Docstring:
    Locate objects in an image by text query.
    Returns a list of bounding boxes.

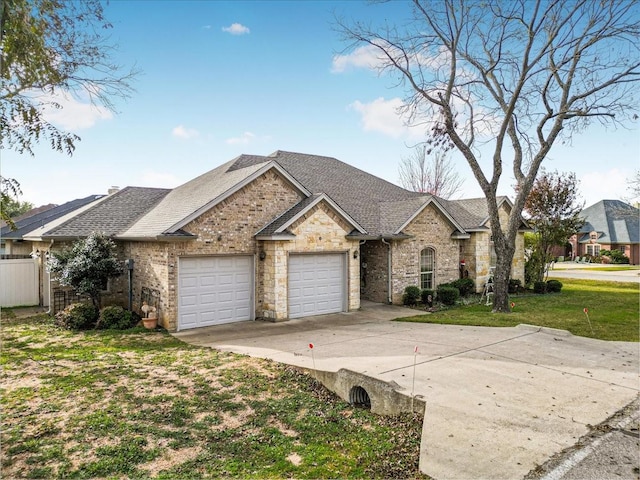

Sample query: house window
[420,247,435,290]
[586,244,600,256]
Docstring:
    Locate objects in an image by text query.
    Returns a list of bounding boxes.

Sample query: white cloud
[171,125,200,140]
[331,45,385,73]
[580,168,631,206]
[222,23,250,35]
[226,131,256,145]
[39,90,112,130]
[202,25,212,30]
[349,97,423,139]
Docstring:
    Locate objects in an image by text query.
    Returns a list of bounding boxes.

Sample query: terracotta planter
[142,317,158,329]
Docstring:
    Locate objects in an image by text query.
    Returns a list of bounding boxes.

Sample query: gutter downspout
[46,239,54,314]
[381,238,392,304]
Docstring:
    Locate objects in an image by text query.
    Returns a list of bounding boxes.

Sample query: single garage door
[178,256,253,330]
[288,253,345,319]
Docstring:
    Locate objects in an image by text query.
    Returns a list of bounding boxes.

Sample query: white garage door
[178,256,253,330]
[288,254,345,319]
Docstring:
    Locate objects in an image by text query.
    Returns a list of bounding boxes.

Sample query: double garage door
[178,253,346,330]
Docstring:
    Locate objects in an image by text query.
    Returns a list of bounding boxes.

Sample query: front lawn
[398,279,639,342]
[1,316,425,479]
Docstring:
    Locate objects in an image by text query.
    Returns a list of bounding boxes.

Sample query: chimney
[108,186,120,195]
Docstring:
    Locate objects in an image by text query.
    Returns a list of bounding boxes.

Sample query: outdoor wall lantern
[353,250,359,259]
[259,251,266,261]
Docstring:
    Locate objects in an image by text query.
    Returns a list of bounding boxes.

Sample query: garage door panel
[289,254,345,319]
[178,256,253,330]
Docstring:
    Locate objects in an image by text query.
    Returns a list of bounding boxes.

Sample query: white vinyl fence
[0,258,39,307]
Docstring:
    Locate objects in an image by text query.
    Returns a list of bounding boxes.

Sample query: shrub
[546,279,563,293]
[97,306,139,330]
[508,279,522,294]
[55,303,98,330]
[450,278,475,297]
[601,249,630,264]
[533,281,547,294]
[421,289,435,306]
[437,285,460,305]
[402,285,422,306]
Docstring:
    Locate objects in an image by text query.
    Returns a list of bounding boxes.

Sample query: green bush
[97,306,139,330]
[54,303,98,330]
[601,249,630,264]
[546,279,563,293]
[437,285,460,305]
[421,289,435,306]
[533,281,547,294]
[402,285,421,306]
[450,278,475,297]
[508,279,522,294]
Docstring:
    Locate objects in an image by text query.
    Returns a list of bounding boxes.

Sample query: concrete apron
[173,304,640,480]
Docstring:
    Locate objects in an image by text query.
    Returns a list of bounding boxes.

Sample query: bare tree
[399,146,464,198]
[337,0,640,312]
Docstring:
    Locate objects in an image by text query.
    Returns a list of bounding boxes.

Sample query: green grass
[572,266,640,271]
[397,279,639,342]
[1,316,426,479]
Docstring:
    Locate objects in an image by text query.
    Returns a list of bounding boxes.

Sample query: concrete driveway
[174,303,639,480]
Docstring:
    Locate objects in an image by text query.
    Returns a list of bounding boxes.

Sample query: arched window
[420,247,435,290]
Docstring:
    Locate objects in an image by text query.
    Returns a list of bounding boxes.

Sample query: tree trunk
[492,241,515,313]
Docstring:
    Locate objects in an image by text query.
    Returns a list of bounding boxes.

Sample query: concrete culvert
[349,386,371,409]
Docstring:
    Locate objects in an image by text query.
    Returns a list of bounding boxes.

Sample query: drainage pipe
[381,238,392,304]
[45,239,54,314]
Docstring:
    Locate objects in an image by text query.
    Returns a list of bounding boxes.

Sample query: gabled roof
[1,195,105,239]
[44,187,170,239]
[270,151,419,235]
[119,157,310,239]
[577,200,639,244]
[255,193,367,239]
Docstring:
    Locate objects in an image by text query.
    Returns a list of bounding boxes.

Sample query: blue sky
[3,1,639,209]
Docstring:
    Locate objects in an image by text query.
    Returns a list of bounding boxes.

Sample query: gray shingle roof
[255,194,322,236]
[578,200,639,244]
[119,158,281,238]
[46,187,170,238]
[110,150,523,241]
[1,195,105,239]
[270,150,420,235]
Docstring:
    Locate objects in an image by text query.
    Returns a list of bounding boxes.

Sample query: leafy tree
[2,195,33,219]
[337,0,640,312]
[48,232,123,309]
[524,170,584,284]
[1,0,137,156]
[0,176,23,229]
[398,145,463,198]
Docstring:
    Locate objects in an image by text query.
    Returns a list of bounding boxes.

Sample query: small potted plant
[141,302,158,329]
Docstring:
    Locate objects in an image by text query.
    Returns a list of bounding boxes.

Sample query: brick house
[23,151,527,330]
[568,200,639,264]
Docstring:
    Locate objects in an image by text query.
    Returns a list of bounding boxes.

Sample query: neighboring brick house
[20,151,527,330]
[568,200,639,264]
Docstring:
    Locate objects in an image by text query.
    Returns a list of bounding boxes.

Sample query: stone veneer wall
[471,202,526,292]
[389,203,460,304]
[360,241,389,303]
[260,202,360,320]
[124,170,303,330]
